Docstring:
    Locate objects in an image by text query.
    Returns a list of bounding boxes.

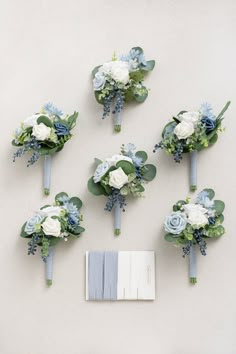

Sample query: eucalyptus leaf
[213,200,225,215]
[116,160,135,175]
[135,151,148,163]
[142,60,155,71]
[94,158,102,166]
[92,65,101,77]
[70,226,85,236]
[88,177,106,196]
[165,233,178,242]
[69,197,83,209]
[55,192,69,204]
[142,164,156,181]
[134,88,148,103]
[37,115,53,127]
[20,222,31,238]
[202,188,215,200]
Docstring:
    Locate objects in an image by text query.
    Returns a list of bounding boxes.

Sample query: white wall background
[0,0,236,353]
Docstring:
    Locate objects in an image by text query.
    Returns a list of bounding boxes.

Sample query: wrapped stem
[114,201,121,236]
[114,111,122,132]
[190,151,197,192]
[43,155,52,195]
[45,247,53,286]
[189,244,197,284]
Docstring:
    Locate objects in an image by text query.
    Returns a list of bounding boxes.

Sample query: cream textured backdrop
[0,0,236,353]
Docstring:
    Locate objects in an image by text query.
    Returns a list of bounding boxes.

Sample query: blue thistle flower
[54,123,70,136]
[43,102,63,117]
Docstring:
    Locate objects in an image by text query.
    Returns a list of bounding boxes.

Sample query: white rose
[32,123,51,141]
[179,111,201,126]
[105,154,132,166]
[39,206,63,217]
[174,121,194,139]
[100,61,130,84]
[183,204,208,215]
[42,217,61,237]
[109,167,129,189]
[187,210,208,228]
[23,114,43,128]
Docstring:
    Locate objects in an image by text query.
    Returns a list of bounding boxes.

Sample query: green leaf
[173,200,187,211]
[116,160,135,175]
[216,214,224,224]
[12,139,20,146]
[129,71,145,82]
[162,121,177,138]
[124,88,135,102]
[215,101,231,120]
[87,177,106,196]
[134,88,148,103]
[101,182,112,195]
[142,164,156,181]
[92,65,101,77]
[70,225,85,236]
[208,133,218,145]
[213,200,225,215]
[37,115,53,127]
[135,184,145,193]
[131,46,144,54]
[94,158,102,166]
[69,197,83,210]
[94,91,104,104]
[135,151,148,163]
[49,237,61,246]
[55,192,68,204]
[67,112,78,129]
[202,188,215,200]
[120,186,129,196]
[20,222,31,238]
[165,233,178,242]
[206,225,225,238]
[142,60,155,71]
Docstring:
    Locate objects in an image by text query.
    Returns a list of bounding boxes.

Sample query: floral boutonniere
[12,103,78,195]
[20,192,85,286]
[88,144,156,235]
[164,189,225,284]
[154,102,230,191]
[92,47,155,132]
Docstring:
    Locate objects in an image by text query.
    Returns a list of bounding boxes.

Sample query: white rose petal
[183,204,208,215]
[187,210,208,228]
[105,154,132,166]
[39,206,63,217]
[42,217,61,237]
[179,111,201,126]
[174,121,194,139]
[99,61,130,84]
[109,167,129,190]
[32,123,51,141]
[23,114,43,128]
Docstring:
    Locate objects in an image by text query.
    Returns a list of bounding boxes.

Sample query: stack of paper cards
[86,251,155,301]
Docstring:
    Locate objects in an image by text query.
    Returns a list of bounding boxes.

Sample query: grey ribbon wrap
[45,247,54,285]
[114,201,121,231]
[190,151,197,190]
[88,251,118,301]
[114,111,122,126]
[43,155,52,193]
[189,244,197,279]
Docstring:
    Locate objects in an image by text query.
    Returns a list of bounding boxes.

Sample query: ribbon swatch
[86,251,155,301]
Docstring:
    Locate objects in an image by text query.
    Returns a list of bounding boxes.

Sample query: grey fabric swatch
[88,251,104,300]
[103,251,118,300]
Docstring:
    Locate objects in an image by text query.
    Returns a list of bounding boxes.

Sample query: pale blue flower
[200,102,215,120]
[93,72,106,91]
[93,162,110,183]
[164,212,187,235]
[25,214,43,235]
[64,202,79,218]
[122,144,143,167]
[196,191,214,208]
[43,102,63,117]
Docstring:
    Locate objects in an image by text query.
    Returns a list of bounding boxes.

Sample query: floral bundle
[154,101,230,191]
[92,47,155,132]
[164,189,225,284]
[88,144,156,235]
[12,103,78,195]
[20,192,84,285]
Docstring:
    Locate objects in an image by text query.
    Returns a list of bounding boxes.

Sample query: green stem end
[190,277,197,284]
[44,188,50,196]
[114,125,121,132]
[46,279,52,286]
[190,185,197,192]
[114,229,121,236]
